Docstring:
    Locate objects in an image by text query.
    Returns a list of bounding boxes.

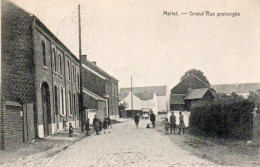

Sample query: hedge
[189,100,254,139]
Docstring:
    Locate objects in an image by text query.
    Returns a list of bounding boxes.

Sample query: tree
[214,92,244,104]
[118,101,129,118]
[181,69,210,85]
[119,101,129,111]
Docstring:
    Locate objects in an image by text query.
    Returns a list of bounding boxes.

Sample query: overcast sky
[8,0,260,89]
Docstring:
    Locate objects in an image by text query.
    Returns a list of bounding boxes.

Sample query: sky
[5,0,260,89]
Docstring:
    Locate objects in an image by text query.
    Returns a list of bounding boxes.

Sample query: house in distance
[170,74,216,111]
[119,86,170,116]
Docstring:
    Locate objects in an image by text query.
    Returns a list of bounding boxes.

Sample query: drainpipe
[31,16,39,139]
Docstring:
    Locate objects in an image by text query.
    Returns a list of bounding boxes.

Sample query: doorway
[41,82,51,137]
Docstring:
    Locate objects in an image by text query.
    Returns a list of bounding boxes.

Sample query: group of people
[164,111,185,135]
[134,110,156,129]
[85,115,112,136]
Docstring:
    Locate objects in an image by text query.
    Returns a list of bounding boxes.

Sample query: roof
[212,83,260,94]
[83,88,106,102]
[120,85,167,97]
[119,93,128,101]
[170,94,185,105]
[185,88,215,100]
[171,74,211,95]
[135,93,154,100]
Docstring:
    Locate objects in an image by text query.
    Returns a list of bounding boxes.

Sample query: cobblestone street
[47,119,227,167]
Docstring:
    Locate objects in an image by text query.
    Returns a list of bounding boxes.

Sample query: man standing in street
[134,113,139,129]
[150,110,156,128]
[170,112,176,134]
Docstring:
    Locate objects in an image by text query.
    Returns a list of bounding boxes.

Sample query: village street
[46,119,227,167]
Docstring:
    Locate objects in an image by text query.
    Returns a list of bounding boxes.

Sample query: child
[164,118,169,135]
[107,116,112,129]
[146,124,150,128]
[103,118,108,134]
[69,122,73,137]
[85,118,90,136]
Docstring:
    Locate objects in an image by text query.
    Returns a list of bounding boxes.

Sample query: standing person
[103,118,108,134]
[170,112,176,134]
[93,115,99,135]
[107,116,112,129]
[150,110,156,128]
[164,118,169,134]
[85,118,90,136]
[98,119,103,132]
[134,113,139,129]
[178,111,185,134]
[69,122,73,137]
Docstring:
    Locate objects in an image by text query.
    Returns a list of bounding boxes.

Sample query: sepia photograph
[0,0,259,166]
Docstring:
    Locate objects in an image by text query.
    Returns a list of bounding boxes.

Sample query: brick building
[1,0,119,149]
[81,55,119,123]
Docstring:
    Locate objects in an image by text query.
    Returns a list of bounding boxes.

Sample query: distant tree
[248,89,260,104]
[119,101,129,111]
[214,92,244,104]
[181,69,210,85]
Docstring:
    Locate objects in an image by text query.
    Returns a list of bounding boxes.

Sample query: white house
[119,85,169,115]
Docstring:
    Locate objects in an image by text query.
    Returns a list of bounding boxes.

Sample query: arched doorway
[41,82,51,137]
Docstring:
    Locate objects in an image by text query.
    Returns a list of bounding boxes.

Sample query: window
[72,65,75,83]
[42,41,46,66]
[73,93,76,114]
[60,87,64,115]
[54,86,58,115]
[74,93,77,113]
[59,54,62,75]
[67,60,71,81]
[53,49,57,72]
[68,90,72,115]
[77,73,80,90]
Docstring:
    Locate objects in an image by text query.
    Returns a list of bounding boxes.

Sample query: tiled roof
[135,93,154,100]
[83,88,106,101]
[120,85,167,97]
[170,94,185,105]
[184,88,209,100]
[171,74,211,95]
[212,83,260,94]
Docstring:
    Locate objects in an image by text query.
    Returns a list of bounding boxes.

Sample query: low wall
[1,101,24,150]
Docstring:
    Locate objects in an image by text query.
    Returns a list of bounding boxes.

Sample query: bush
[189,100,254,140]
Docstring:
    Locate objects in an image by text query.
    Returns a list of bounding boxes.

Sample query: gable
[171,75,210,95]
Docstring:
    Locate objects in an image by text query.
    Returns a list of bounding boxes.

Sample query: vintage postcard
[0,0,259,166]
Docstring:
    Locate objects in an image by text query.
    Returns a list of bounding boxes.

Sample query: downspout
[31,16,39,139]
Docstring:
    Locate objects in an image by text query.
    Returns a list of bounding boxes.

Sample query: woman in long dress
[178,111,185,134]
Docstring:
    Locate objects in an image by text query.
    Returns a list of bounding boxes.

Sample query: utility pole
[78,4,84,132]
[131,75,133,116]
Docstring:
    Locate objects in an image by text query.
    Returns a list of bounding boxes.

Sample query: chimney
[81,54,87,63]
[92,61,97,65]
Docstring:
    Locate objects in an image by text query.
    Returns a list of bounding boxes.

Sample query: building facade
[1,0,119,149]
[81,55,119,123]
